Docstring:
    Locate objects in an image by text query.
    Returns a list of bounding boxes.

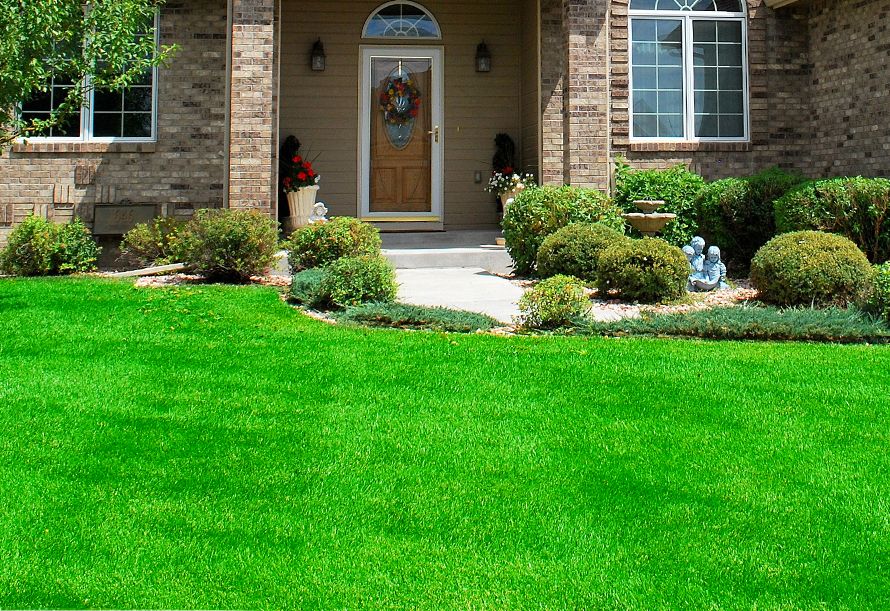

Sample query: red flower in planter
[297,172,308,181]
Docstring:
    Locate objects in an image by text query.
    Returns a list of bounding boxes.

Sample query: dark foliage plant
[289,267,329,308]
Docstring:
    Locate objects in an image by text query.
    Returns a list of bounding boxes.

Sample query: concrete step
[382,246,513,274]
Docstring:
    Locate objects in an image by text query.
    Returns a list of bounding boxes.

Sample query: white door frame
[359,45,444,221]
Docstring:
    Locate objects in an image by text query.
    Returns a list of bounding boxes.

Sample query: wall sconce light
[311,39,326,72]
[475,41,491,73]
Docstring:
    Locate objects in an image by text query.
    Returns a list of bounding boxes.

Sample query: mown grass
[1,277,889,609]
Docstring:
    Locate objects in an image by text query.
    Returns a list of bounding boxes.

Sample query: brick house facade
[0,0,887,243]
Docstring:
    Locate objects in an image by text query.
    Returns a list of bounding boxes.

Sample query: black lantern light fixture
[310,38,326,72]
[475,41,491,73]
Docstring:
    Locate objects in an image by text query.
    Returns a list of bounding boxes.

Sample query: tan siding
[279,0,523,228]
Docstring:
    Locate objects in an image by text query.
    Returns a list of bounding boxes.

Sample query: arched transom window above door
[629,0,748,141]
[363,2,441,39]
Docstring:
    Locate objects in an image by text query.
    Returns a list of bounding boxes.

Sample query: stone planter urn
[500,184,527,212]
[285,185,319,233]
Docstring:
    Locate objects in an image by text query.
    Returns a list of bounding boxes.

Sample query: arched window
[629,0,748,141]
[363,2,441,39]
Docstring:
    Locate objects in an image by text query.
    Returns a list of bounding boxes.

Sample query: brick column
[540,0,567,186]
[227,0,278,214]
[563,0,610,190]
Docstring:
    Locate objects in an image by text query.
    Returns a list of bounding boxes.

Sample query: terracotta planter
[285,185,319,232]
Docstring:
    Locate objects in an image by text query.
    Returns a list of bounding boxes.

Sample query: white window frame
[362,1,442,40]
[628,4,749,143]
[21,11,160,144]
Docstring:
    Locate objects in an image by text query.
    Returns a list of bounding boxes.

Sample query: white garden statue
[309,202,329,224]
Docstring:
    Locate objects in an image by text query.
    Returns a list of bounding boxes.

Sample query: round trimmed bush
[750,231,874,307]
[0,216,100,276]
[596,238,689,303]
[536,223,629,281]
[178,208,280,282]
[121,217,184,266]
[518,274,589,329]
[861,263,890,324]
[287,217,381,272]
[502,185,625,276]
[320,255,397,308]
[694,167,805,272]
[774,177,890,263]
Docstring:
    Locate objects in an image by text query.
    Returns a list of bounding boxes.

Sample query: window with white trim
[629,0,748,141]
[21,13,159,142]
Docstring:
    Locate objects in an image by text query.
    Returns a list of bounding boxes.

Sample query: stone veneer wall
[608,0,813,180]
[0,0,229,245]
[807,0,890,178]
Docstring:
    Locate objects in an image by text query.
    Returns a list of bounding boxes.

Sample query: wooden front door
[361,47,443,221]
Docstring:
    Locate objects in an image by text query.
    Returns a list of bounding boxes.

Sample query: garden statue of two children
[683,236,728,292]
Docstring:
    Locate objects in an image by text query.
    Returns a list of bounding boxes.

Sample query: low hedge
[614,160,705,248]
[695,167,806,272]
[579,305,890,344]
[596,238,689,303]
[774,177,890,263]
[340,303,500,333]
[750,231,873,307]
[502,185,624,276]
[536,223,629,281]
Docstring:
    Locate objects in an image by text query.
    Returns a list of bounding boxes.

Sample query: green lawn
[1,278,889,609]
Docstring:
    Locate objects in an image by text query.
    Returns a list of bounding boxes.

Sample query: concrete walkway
[396,267,524,324]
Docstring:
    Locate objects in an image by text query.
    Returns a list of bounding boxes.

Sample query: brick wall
[0,0,229,245]
[228,0,279,214]
[808,0,890,178]
[609,0,813,181]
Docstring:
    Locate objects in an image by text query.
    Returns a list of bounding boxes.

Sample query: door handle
[427,126,440,143]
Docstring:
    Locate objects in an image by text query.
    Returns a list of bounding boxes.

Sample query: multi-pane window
[629,0,747,141]
[22,15,158,141]
[363,2,441,39]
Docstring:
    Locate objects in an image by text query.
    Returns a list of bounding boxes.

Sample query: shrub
[502,185,625,276]
[341,303,500,333]
[289,267,329,308]
[178,209,280,282]
[613,160,705,247]
[54,218,101,274]
[0,216,99,276]
[536,223,630,281]
[121,217,184,266]
[750,231,873,307]
[861,262,890,324]
[596,238,689,303]
[580,305,890,344]
[320,255,398,308]
[287,217,381,272]
[518,275,590,329]
[774,177,890,263]
[695,167,806,273]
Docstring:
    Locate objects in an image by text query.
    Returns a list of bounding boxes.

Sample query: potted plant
[486,134,535,213]
[281,144,321,232]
